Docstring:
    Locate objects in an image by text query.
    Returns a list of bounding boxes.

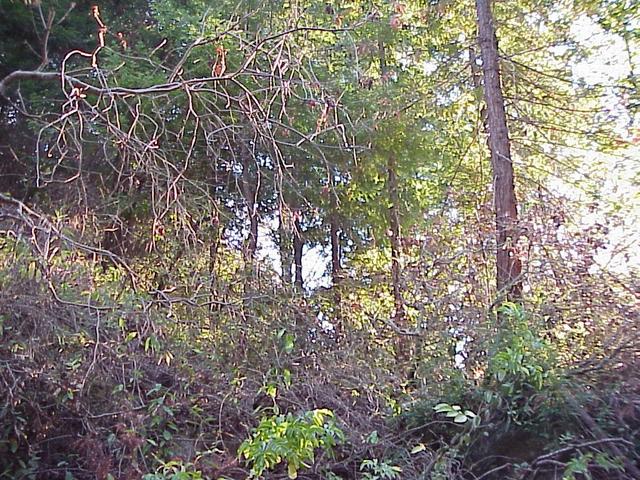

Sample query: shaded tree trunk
[293,214,304,291]
[330,217,341,283]
[208,211,222,317]
[278,205,292,287]
[387,155,404,323]
[241,152,259,268]
[379,38,405,323]
[240,149,259,307]
[329,176,342,284]
[378,39,408,366]
[330,197,344,340]
[475,0,522,299]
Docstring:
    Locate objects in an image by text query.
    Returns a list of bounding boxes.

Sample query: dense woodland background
[0,0,639,479]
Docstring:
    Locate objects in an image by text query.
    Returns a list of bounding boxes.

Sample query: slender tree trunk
[468,46,487,129]
[293,214,304,291]
[209,211,221,316]
[475,0,522,299]
[207,156,224,321]
[241,153,259,267]
[329,214,343,339]
[329,175,342,284]
[329,179,343,339]
[330,217,341,283]
[379,39,405,322]
[240,150,259,306]
[387,155,404,322]
[378,39,408,367]
[279,205,292,287]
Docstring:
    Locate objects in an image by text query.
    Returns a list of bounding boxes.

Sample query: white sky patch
[302,244,332,289]
[423,60,438,76]
[256,222,280,275]
[589,150,640,274]
[548,146,640,275]
[255,216,332,290]
[548,16,640,275]
[570,16,632,85]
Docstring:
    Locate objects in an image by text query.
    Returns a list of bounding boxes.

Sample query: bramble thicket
[0,0,639,479]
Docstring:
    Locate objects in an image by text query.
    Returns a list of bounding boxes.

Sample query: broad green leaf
[453,414,468,423]
[411,443,426,454]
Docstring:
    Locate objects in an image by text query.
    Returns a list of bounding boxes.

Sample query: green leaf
[283,368,292,387]
[410,443,426,454]
[282,333,295,354]
[434,403,451,413]
[594,452,623,472]
[366,430,379,444]
[453,414,468,423]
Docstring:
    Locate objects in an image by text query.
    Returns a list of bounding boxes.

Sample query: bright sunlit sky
[562,16,639,274]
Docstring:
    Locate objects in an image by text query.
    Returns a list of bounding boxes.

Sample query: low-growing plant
[359,458,402,480]
[484,303,557,414]
[433,403,479,426]
[562,452,624,480]
[238,408,344,479]
[141,459,203,480]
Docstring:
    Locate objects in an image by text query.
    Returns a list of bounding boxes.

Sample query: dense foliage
[0,0,638,479]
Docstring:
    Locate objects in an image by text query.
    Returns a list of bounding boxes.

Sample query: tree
[475,0,522,300]
[1,1,639,479]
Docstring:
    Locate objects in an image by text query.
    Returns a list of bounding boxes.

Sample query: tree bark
[241,152,259,268]
[279,205,292,287]
[475,0,522,299]
[387,155,405,322]
[329,177,342,284]
[379,39,405,322]
[330,217,341,283]
[329,180,343,338]
[293,214,304,291]
[208,212,222,316]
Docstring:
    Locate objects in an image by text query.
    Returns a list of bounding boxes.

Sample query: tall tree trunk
[329,175,342,284]
[329,178,343,339]
[209,211,222,317]
[330,217,341,283]
[475,0,522,300]
[208,157,223,321]
[241,153,259,268]
[293,213,304,291]
[379,39,405,323]
[241,149,259,306]
[387,155,404,323]
[279,205,292,288]
[378,40,408,367]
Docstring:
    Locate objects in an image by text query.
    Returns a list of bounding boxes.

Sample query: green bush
[238,408,344,479]
[487,303,557,398]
